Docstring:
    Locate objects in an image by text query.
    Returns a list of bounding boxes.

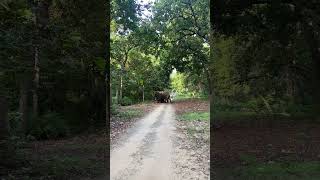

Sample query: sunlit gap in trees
[137,0,155,20]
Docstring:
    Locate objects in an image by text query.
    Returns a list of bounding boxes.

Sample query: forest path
[110,104,177,180]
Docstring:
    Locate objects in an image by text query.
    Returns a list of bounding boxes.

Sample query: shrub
[120,97,133,106]
[8,111,23,136]
[111,103,120,115]
[28,112,68,139]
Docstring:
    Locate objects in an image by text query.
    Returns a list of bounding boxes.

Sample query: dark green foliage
[119,96,134,106]
[8,112,23,136]
[0,0,106,139]
[27,112,68,139]
[210,0,320,121]
[111,103,120,115]
[111,0,210,106]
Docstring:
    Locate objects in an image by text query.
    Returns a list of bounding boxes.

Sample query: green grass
[178,110,316,127]
[212,110,318,127]
[214,111,256,119]
[173,93,208,101]
[179,112,209,121]
[216,161,320,180]
[173,94,193,100]
[114,109,143,120]
[179,112,209,137]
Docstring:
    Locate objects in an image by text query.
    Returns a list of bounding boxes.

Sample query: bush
[8,111,23,136]
[28,112,69,139]
[112,97,118,104]
[286,103,312,114]
[111,103,120,115]
[120,97,133,106]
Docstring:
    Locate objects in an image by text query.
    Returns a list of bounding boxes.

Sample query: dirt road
[110,103,209,180]
[110,104,175,180]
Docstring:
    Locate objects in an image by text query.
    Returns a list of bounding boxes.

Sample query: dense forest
[111,0,319,124]
[0,0,106,138]
[1,0,319,179]
[209,0,320,124]
[110,0,210,107]
[1,0,107,178]
[210,0,320,179]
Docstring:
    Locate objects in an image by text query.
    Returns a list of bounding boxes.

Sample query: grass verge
[179,112,209,121]
[215,161,320,180]
[178,112,209,138]
[113,109,143,120]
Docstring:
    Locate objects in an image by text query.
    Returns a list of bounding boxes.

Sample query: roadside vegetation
[216,161,320,180]
[209,1,320,179]
[1,1,106,179]
[4,131,106,179]
[180,112,209,122]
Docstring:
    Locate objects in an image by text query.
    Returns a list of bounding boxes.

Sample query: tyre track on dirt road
[110,103,209,180]
[110,104,176,180]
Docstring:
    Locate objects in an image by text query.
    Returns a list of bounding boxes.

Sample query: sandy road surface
[110,103,209,180]
[110,104,176,180]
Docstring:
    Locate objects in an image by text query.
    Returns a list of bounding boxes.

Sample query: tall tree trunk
[142,85,145,102]
[208,74,215,126]
[210,0,222,126]
[105,0,111,175]
[301,20,320,119]
[115,87,119,104]
[0,96,13,167]
[19,79,29,134]
[205,68,214,124]
[294,2,320,119]
[110,82,112,105]
[119,64,124,103]
[30,0,51,118]
[285,63,294,100]
[0,96,9,141]
[32,46,39,118]
[119,74,123,103]
[306,31,320,119]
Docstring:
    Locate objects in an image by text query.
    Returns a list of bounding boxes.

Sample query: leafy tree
[0,0,107,138]
[210,0,320,120]
[152,0,210,93]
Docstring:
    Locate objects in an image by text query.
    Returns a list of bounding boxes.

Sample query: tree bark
[119,69,123,103]
[295,4,320,119]
[0,97,9,140]
[0,96,12,167]
[142,85,145,102]
[209,0,216,125]
[32,46,39,118]
[105,0,111,174]
[304,27,320,119]
[30,0,52,118]
[205,67,215,125]
[19,79,29,134]
[115,87,119,104]
[110,82,112,105]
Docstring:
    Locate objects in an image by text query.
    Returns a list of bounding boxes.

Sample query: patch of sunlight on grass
[116,109,143,120]
[180,112,209,121]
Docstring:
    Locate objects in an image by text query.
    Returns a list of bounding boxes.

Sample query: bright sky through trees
[137,0,154,19]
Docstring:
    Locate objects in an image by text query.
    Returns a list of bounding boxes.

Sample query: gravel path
[110,104,209,180]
